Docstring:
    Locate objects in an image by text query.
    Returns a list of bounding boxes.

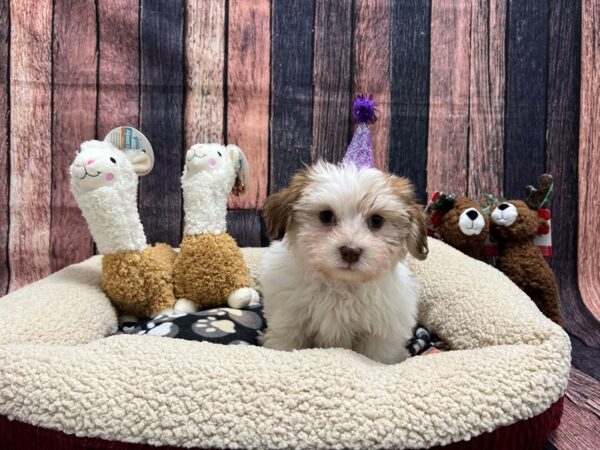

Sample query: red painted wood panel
[468,0,506,197]
[578,0,600,322]
[184,0,225,148]
[97,0,140,136]
[8,0,53,290]
[311,0,353,164]
[0,0,9,295]
[427,0,471,197]
[51,0,97,272]
[353,0,391,171]
[227,0,270,209]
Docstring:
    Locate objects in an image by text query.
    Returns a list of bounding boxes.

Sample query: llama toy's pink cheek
[105,173,114,181]
[208,159,216,167]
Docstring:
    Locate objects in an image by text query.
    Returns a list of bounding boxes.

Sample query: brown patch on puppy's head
[263,169,310,240]
[389,176,429,260]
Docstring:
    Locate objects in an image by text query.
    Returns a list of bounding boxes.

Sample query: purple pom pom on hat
[342,94,376,169]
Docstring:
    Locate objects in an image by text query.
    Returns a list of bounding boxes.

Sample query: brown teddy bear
[490,199,562,325]
[426,192,489,259]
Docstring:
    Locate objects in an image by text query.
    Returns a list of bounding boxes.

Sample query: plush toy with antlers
[489,175,562,325]
[426,192,490,259]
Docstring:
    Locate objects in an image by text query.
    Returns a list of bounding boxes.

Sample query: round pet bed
[0,239,570,449]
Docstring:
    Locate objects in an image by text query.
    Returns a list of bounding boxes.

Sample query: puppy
[260,161,428,364]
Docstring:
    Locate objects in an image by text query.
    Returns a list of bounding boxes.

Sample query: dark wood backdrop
[0,2,598,445]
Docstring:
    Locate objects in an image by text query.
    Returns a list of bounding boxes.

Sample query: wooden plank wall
[1,0,598,358]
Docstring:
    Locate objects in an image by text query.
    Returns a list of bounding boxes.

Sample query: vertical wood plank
[269,0,315,193]
[311,0,353,163]
[8,0,53,290]
[547,0,599,347]
[184,0,225,148]
[504,1,548,199]
[139,0,184,247]
[51,0,96,272]
[227,210,267,248]
[227,0,270,209]
[353,0,391,171]
[468,0,506,197]
[0,0,9,295]
[579,0,600,322]
[97,0,140,137]
[389,0,431,203]
[427,0,471,197]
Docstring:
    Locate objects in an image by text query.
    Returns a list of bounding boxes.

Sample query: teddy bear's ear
[225,145,250,196]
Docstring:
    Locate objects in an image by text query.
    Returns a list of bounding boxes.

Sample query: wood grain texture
[311,0,353,163]
[97,0,140,137]
[0,0,9,295]
[570,334,600,380]
[227,210,267,248]
[8,0,53,290]
[389,0,430,203]
[269,0,315,193]
[549,370,600,449]
[579,0,600,323]
[504,0,548,199]
[468,0,506,197]
[227,0,270,209]
[353,0,390,171]
[184,0,224,148]
[547,0,599,347]
[51,0,96,272]
[139,0,184,247]
[427,1,471,197]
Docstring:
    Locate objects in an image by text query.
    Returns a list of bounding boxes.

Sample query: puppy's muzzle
[339,245,362,264]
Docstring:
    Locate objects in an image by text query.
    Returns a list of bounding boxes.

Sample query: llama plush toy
[70,140,177,318]
[172,143,259,311]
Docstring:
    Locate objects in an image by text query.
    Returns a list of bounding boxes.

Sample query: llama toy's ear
[226,144,250,196]
[127,150,153,176]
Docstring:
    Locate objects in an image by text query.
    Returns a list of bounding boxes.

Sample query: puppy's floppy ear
[263,169,310,240]
[389,175,429,260]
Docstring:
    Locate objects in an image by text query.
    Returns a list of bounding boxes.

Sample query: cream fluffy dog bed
[0,239,570,449]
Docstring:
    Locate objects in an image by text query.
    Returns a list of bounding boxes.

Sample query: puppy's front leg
[260,326,310,351]
[357,334,410,364]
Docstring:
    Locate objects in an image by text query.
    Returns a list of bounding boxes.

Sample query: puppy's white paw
[227,287,258,309]
[174,298,198,314]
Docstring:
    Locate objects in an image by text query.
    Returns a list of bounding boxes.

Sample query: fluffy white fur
[182,143,240,234]
[260,162,427,364]
[70,140,149,254]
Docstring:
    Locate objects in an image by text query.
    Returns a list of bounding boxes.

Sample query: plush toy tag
[104,126,154,176]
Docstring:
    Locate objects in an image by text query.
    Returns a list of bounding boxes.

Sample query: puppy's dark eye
[319,210,335,225]
[368,214,384,229]
[109,157,117,164]
[217,151,222,157]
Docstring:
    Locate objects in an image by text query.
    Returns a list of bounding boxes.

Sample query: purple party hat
[342,94,377,169]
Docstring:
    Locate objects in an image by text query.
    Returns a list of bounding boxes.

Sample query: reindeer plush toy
[489,175,562,325]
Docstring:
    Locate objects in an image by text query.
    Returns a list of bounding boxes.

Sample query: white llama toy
[70,140,177,318]
[172,143,260,311]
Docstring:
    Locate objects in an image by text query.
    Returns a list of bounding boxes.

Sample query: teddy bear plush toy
[426,191,490,259]
[489,175,562,325]
[172,143,260,312]
[70,140,177,318]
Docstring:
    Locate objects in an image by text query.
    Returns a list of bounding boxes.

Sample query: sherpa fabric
[0,238,571,450]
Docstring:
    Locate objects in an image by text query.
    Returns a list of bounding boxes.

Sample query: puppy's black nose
[339,245,362,264]
[498,203,509,211]
[466,210,479,220]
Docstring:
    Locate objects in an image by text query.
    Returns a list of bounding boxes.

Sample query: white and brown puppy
[260,161,428,364]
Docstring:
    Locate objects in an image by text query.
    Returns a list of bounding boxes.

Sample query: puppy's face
[263,162,428,283]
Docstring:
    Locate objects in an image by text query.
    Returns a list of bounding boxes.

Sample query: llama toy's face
[71,146,124,191]
[70,140,152,192]
[185,144,228,174]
